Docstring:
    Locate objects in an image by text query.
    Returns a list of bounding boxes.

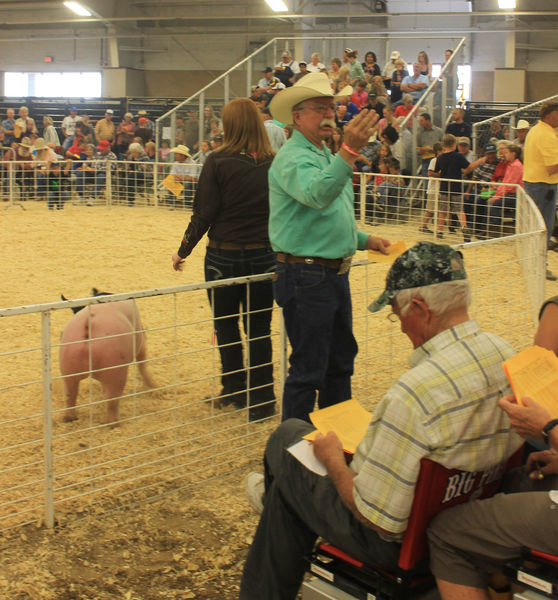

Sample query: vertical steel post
[278,309,288,421]
[198,92,205,148]
[224,74,230,105]
[41,311,55,529]
[106,163,112,207]
[246,59,253,97]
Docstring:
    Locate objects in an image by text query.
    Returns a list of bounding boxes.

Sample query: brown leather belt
[276,252,352,274]
[207,240,269,250]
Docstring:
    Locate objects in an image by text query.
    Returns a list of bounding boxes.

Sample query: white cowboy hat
[19,137,32,148]
[170,144,191,157]
[270,72,353,125]
[32,137,48,151]
[513,119,530,130]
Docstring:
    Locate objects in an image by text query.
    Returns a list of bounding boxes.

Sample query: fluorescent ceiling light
[63,1,92,17]
[265,0,288,12]
[498,0,516,8]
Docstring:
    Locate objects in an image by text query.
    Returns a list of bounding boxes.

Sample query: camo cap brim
[368,242,467,313]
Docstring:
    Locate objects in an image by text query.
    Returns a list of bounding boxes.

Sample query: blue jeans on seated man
[239,419,401,600]
[489,193,516,231]
[272,261,358,422]
[204,246,276,420]
[524,181,557,244]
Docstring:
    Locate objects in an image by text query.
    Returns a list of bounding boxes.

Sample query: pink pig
[59,296,154,423]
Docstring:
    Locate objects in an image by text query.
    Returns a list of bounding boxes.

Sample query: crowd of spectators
[0,103,227,208]
[246,47,542,246]
[0,46,546,245]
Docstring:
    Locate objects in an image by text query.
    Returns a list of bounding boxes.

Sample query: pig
[59,289,155,423]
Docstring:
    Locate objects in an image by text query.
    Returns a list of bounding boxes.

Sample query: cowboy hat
[270,72,353,125]
[19,137,32,148]
[32,137,48,151]
[513,119,530,130]
[170,144,191,157]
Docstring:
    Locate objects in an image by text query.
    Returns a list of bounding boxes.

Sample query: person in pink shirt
[488,144,523,233]
[350,81,369,109]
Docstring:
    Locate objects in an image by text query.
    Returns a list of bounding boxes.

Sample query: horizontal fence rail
[0,172,547,531]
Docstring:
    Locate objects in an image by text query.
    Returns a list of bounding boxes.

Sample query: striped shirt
[351,319,522,539]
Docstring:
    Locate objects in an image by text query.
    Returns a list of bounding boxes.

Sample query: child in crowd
[377,158,406,219]
[433,133,472,242]
[198,140,212,165]
[364,156,389,223]
[159,140,171,162]
[46,160,72,210]
[419,141,443,234]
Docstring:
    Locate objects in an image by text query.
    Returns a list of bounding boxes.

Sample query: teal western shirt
[268,129,369,259]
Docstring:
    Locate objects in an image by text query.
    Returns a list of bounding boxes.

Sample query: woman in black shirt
[172,98,276,422]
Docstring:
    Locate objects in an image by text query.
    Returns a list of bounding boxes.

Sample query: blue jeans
[272,261,358,422]
[204,246,276,418]
[524,181,557,244]
[76,170,106,198]
[489,193,516,229]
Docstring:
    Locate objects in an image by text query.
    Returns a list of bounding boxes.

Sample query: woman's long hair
[215,98,274,160]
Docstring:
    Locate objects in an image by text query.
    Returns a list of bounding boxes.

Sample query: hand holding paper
[368,240,407,264]
[502,346,558,418]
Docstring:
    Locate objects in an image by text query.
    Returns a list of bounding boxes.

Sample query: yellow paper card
[303,399,373,454]
[162,174,184,197]
[368,240,407,264]
[503,346,558,418]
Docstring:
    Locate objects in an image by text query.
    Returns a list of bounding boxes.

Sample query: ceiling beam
[2,10,558,26]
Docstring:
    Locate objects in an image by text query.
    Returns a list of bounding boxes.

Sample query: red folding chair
[306,449,523,599]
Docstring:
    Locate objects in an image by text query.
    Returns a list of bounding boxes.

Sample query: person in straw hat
[32,137,58,201]
[167,144,199,208]
[15,136,35,200]
[265,71,390,424]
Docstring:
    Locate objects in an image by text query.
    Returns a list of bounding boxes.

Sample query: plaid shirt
[473,158,500,183]
[351,319,522,539]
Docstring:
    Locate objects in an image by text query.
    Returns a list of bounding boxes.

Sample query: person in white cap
[511,118,530,148]
[275,49,300,74]
[382,49,408,85]
[265,72,390,424]
[61,107,81,151]
[94,109,115,145]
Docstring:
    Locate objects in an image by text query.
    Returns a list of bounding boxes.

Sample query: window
[431,63,471,102]
[4,72,102,97]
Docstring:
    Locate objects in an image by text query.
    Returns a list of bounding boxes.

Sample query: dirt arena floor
[1,202,557,599]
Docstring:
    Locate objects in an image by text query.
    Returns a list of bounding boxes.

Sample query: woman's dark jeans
[204,245,276,419]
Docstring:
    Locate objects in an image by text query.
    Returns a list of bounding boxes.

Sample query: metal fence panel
[0,173,546,531]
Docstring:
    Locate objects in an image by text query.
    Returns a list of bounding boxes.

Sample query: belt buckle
[337,257,352,275]
[304,258,315,264]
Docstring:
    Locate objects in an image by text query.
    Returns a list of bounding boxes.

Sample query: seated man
[240,241,522,600]
[427,295,558,600]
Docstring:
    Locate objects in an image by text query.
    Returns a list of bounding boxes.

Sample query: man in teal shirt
[268,72,390,422]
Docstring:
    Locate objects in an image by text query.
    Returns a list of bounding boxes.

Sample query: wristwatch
[541,419,558,444]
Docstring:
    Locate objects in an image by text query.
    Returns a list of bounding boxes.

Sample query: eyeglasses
[302,104,336,114]
[387,311,399,323]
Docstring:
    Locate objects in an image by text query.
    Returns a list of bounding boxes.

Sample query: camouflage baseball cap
[368,242,467,312]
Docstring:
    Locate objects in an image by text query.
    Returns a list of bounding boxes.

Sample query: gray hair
[128,142,144,154]
[395,280,471,317]
[124,112,133,119]
[402,93,414,104]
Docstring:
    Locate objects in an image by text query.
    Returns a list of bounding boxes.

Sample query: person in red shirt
[488,144,523,234]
